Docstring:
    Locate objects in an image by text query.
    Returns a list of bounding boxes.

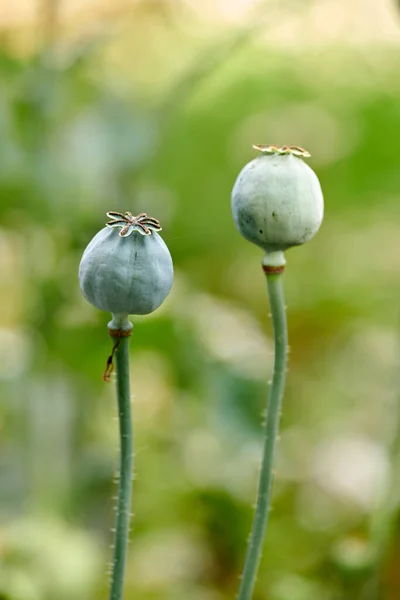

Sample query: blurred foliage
[1,1,400,599]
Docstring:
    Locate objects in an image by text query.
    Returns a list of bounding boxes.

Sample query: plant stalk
[237,271,288,600]
[109,335,133,600]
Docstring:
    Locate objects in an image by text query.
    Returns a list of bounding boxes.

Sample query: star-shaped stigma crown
[252,145,311,158]
[106,212,162,237]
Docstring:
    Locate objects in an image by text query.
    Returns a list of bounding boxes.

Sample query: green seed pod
[79,212,173,321]
[231,145,324,265]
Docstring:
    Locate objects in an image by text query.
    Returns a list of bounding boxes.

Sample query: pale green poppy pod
[231,147,324,254]
[79,212,173,316]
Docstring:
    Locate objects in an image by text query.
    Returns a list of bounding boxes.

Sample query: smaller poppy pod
[79,212,173,316]
[231,146,324,255]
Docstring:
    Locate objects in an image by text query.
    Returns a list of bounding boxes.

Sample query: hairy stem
[109,335,133,600]
[237,272,288,600]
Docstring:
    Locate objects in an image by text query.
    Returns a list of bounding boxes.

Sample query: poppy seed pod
[231,146,324,265]
[79,212,173,321]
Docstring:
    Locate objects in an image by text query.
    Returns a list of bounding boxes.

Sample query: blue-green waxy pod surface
[231,153,324,253]
[79,227,173,315]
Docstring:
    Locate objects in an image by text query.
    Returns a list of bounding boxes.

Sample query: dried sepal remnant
[252,145,311,158]
[106,212,162,237]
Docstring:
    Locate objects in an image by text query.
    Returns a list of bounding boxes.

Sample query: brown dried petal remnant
[262,264,286,274]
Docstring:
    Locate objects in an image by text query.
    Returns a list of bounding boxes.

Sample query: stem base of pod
[262,250,286,270]
[108,313,133,335]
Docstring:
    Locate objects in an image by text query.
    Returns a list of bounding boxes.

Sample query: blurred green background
[1,0,400,599]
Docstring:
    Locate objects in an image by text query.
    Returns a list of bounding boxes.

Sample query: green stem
[109,335,133,600]
[237,272,288,600]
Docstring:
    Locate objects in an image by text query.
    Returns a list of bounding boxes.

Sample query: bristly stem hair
[237,270,288,600]
[109,334,133,600]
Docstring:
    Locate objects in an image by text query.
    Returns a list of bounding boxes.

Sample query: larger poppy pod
[79,212,173,316]
[231,146,324,255]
